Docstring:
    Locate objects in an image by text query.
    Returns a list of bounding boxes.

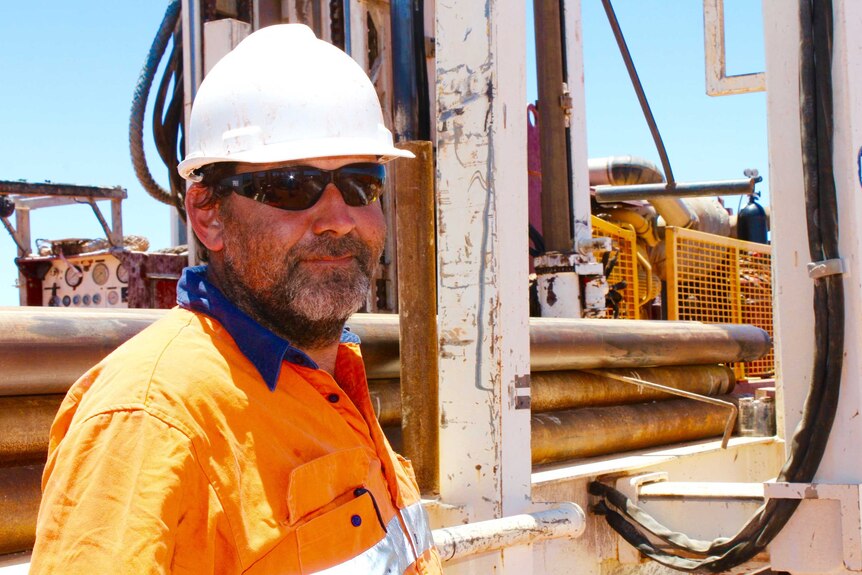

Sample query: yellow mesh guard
[591,216,639,319]
[665,227,774,378]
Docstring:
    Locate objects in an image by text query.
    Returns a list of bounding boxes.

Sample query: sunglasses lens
[219,163,385,211]
[334,163,386,207]
[262,169,327,210]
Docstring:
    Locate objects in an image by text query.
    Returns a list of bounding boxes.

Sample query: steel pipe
[0,395,63,465]
[531,397,733,464]
[0,465,42,555]
[369,365,736,426]
[528,318,770,371]
[0,308,401,393]
[0,309,769,395]
[594,178,757,203]
[432,503,585,562]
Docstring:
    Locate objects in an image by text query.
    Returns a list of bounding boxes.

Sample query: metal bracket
[807,258,846,279]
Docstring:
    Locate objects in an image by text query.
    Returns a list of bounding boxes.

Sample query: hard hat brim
[178,138,416,180]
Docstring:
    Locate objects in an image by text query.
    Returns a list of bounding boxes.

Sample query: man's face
[212,156,386,349]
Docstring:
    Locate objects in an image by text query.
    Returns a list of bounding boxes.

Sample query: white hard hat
[178,24,413,180]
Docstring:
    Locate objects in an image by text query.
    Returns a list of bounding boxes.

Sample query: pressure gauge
[117,262,129,284]
[65,264,83,288]
[92,262,110,286]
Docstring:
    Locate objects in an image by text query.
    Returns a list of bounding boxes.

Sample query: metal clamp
[807,258,845,279]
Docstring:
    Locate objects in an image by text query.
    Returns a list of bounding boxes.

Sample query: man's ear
[185,184,225,253]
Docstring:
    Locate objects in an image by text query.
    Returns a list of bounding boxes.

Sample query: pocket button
[351,514,362,527]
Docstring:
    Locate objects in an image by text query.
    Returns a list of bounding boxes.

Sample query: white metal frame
[703,0,766,96]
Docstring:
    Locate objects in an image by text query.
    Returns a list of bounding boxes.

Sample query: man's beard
[216,223,382,350]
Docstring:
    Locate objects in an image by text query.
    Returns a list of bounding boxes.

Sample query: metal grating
[665,227,774,378]
[592,216,639,319]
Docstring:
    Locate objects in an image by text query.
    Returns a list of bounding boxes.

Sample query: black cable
[590,1,845,571]
[151,25,186,220]
[412,0,430,141]
[129,0,182,208]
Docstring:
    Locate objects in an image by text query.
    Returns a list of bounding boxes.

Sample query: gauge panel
[42,255,128,308]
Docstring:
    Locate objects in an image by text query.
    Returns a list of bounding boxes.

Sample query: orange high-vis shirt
[31,268,442,574]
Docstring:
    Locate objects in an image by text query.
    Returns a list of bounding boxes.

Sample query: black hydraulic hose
[412,0,430,141]
[600,0,675,185]
[390,0,429,142]
[129,0,181,208]
[590,1,845,572]
[390,0,419,141]
[151,28,187,219]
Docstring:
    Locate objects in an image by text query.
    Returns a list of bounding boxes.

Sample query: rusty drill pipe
[531,398,734,464]
[0,308,401,394]
[369,365,735,426]
[531,364,735,411]
[0,464,43,555]
[0,309,769,396]
[0,366,735,462]
[0,395,64,465]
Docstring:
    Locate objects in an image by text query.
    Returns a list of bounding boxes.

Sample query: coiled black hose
[589,1,845,572]
[129,0,185,217]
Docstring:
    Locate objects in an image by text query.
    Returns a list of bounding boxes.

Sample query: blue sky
[0,1,766,306]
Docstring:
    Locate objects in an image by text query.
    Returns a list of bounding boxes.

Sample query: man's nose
[310,184,357,236]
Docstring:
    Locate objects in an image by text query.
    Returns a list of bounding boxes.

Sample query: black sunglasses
[214,163,386,211]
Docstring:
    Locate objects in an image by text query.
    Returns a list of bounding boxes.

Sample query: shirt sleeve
[30,409,206,575]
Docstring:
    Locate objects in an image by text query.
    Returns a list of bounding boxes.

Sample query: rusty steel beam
[531,398,733,464]
[394,141,439,495]
[0,180,126,200]
[0,310,769,396]
[0,465,42,555]
[369,365,735,426]
[0,395,63,466]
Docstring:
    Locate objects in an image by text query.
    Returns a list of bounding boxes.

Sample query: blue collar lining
[176,266,360,390]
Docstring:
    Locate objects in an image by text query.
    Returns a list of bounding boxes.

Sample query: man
[31,24,443,574]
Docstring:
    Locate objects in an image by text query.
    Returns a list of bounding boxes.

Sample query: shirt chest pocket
[288,448,390,574]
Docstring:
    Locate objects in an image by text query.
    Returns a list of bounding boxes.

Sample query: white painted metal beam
[435,0,532,572]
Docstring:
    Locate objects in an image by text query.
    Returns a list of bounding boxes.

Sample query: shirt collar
[176,266,360,391]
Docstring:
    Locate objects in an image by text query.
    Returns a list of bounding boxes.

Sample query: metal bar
[0,181,126,200]
[111,198,124,247]
[533,0,573,252]
[432,503,586,562]
[600,0,675,184]
[584,369,738,448]
[594,178,757,203]
[394,141,439,495]
[14,207,31,306]
[87,199,120,248]
[11,195,114,210]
